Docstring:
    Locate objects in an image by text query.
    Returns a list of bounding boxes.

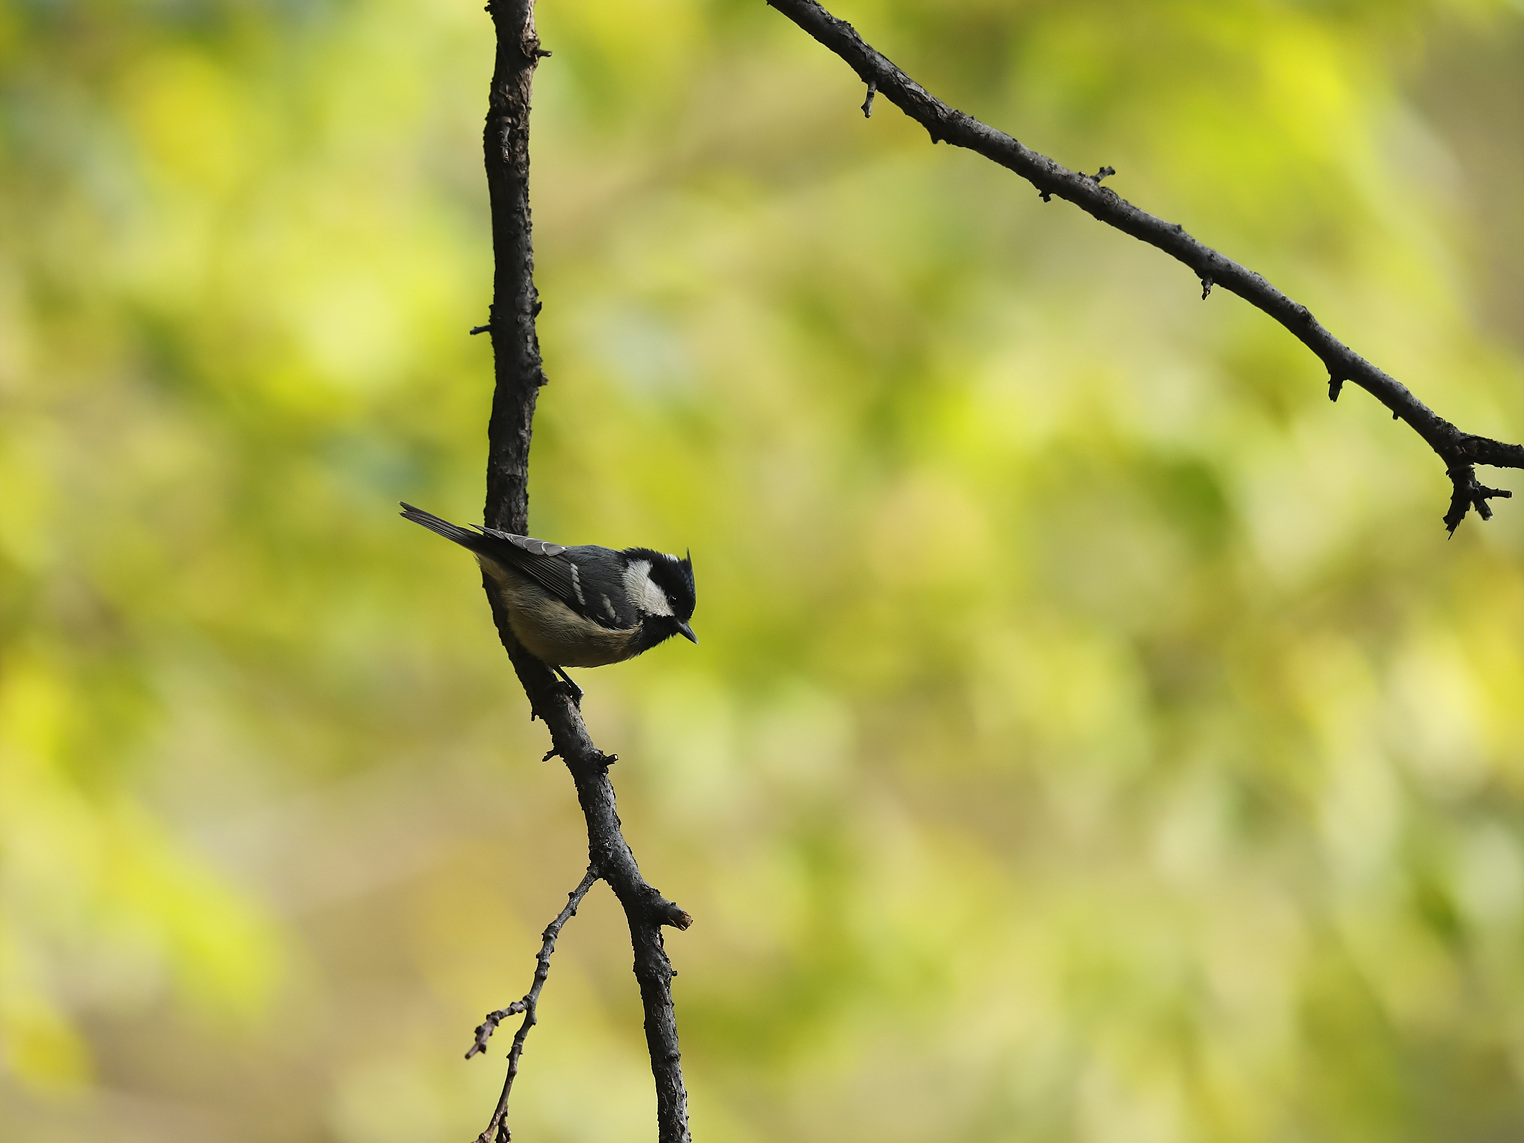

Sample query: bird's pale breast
[480,557,639,667]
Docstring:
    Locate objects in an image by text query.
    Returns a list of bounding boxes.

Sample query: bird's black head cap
[621,547,697,653]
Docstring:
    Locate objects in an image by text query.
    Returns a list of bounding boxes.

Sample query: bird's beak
[676,621,698,644]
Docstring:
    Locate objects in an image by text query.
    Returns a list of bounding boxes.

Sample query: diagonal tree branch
[474,2,693,1142]
[765,0,1523,533]
[467,868,598,1143]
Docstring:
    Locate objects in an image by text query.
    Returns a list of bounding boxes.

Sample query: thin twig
[470,868,599,1143]
[764,0,1523,532]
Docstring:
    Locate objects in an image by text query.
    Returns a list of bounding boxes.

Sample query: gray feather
[400,503,634,628]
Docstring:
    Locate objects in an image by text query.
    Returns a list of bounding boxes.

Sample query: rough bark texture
[477,2,693,1141]
[766,0,1524,533]
[483,0,545,537]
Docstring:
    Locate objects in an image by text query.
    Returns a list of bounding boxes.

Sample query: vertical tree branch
[483,0,545,537]
[476,2,694,1142]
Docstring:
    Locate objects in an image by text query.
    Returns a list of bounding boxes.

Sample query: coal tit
[401,503,696,695]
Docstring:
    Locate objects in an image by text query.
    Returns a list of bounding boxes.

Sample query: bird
[400,503,696,700]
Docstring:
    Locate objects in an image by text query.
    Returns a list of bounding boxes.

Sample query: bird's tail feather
[399,502,488,551]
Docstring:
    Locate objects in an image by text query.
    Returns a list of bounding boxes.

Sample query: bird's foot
[552,666,584,707]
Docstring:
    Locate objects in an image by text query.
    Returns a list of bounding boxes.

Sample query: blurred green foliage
[4,0,1524,1140]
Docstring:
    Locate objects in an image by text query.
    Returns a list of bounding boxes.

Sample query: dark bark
[483,0,545,537]
[766,0,1523,533]
[476,2,693,1141]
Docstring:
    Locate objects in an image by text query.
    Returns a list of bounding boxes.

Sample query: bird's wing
[564,546,643,628]
[478,531,638,630]
[400,505,631,629]
[479,526,566,559]
[476,529,579,604]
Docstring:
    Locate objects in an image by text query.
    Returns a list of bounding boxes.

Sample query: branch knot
[1445,462,1512,534]
[467,1001,528,1060]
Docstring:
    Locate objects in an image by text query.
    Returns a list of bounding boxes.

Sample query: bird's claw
[552,666,583,707]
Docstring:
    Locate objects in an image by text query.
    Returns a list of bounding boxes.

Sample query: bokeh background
[5,0,1524,1140]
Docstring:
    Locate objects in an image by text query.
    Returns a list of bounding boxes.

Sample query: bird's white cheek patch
[622,559,674,617]
[641,577,673,616]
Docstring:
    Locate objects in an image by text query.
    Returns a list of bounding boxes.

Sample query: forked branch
[765,0,1524,532]
[468,869,598,1143]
